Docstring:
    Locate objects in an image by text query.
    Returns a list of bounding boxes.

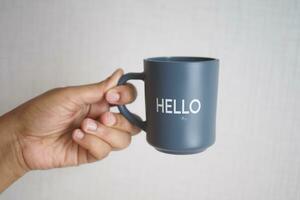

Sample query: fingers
[87,83,137,118]
[99,112,140,135]
[105,83,137,105]
[72,112,140,162]
[67,69,124,104]
[73,129,112,161]
[81,118,132,150]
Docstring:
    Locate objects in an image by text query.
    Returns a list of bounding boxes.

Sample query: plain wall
[0,0,299,199]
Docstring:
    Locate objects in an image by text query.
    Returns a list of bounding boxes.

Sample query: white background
[1,0,299,199]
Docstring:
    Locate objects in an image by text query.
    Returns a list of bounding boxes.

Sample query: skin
[0,69,140,192]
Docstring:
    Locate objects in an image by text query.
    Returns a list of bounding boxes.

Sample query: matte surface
[0,0,299,200]
[145,58,218,154]
[118,58,219,154]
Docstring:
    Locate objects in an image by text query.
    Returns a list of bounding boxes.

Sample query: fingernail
[74,130,84,140]
[105,112,116,126]
[107,91,120,102]
[86,119,97,131]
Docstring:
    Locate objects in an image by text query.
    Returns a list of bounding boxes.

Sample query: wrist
[0,112,28,192]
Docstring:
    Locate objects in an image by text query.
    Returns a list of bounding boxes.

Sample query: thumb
[69,68,124,104]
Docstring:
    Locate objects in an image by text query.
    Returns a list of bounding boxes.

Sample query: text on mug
[156,98,201,114]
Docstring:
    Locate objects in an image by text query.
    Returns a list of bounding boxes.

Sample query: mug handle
[117,72,147,131]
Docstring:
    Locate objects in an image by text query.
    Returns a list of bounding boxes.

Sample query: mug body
[143,57,219,154]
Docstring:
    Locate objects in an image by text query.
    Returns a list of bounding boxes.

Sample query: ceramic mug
[117,57,219,154]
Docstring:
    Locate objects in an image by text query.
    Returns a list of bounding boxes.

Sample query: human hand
[0,69,140,189]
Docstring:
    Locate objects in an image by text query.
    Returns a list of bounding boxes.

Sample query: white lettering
[189,99,201,114]
[173,99,181,114]
[165,99,172,114]
[155,98,201,114]
[156,98,164,113]
[181,99,189,114]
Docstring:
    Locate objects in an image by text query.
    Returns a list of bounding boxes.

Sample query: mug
[117,57,219,154]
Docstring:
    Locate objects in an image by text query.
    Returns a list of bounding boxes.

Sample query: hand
[0,69,140,191]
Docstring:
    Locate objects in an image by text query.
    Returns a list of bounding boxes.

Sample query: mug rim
[144,56,219,63]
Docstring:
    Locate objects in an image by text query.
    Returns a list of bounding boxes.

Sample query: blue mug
[118,57,219,154]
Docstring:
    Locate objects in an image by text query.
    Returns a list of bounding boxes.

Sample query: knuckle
[117,121,131,133]
[116,114,139,134]
[124,84,137,101]
[116,135,131,150]
[128,83,137,98]
[99,79,109,91]
[132,127,141,135]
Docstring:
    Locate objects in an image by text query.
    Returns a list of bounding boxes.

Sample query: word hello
[156,98,201,114]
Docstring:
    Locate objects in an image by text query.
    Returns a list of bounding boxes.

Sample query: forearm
[0,112,27,192]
